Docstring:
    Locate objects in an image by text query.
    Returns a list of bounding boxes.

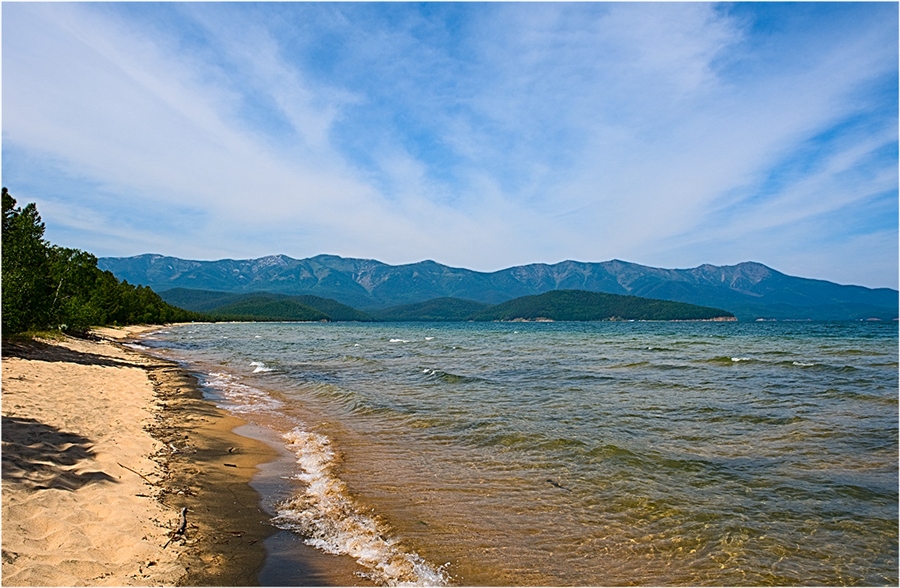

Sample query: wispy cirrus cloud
[2,2,896,287]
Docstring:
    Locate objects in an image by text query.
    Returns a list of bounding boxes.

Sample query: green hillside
[290,294,373,321]
[159,289,372,321]
[470,290,735,321]
[209,297,329,322]
[158,288,735,322]
[373,297,489,321]
[155,288,244,312]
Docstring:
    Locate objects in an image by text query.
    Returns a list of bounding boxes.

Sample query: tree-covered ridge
[209,298,329,322]
[370,297,489,321]
[162,286,734,322]
[2,188,202,335]
[470,290,736,322]
[158,289,372,321]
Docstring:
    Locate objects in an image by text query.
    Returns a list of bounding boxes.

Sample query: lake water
[137,321,898,586]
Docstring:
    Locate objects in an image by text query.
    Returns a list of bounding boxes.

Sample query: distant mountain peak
[256,254,292,267]
[687,261,775,288]
[310,253,345,262]
[97,254,898,321]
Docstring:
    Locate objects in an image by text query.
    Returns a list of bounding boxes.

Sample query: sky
[2,2,897,289]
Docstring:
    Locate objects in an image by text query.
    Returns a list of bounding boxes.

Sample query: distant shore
[1,325,277,585]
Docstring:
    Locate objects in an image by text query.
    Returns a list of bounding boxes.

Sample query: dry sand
[1,326,277,586]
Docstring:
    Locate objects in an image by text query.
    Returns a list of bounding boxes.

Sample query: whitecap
[274,428,449,586]
[250,361,274,373]
[389,338,410,343]
[201,371,282,413]
[731,357,752,362]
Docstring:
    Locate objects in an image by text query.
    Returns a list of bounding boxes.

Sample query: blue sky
[2,2,897,288]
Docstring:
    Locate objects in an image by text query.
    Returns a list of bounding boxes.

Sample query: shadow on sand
[2,337,146,369]
[1,416,117,491]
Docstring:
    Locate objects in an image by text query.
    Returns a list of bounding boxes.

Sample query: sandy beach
[1,326,277,586]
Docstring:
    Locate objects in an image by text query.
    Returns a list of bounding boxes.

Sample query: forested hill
[101,253,898,321]
[159,288,371,322]
[2,189,201,335]
[470,290,735,322]
[160,288,733,322]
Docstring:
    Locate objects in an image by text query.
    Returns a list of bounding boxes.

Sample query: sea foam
[274,428,449,586]
[250,360,274,373]
[203,371,283,413]
[123,342,149,351]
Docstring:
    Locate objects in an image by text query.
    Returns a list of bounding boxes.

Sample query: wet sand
[1,326,370,586]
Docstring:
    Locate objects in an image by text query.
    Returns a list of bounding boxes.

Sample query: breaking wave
[273,428,449,586]
[202,371,283,413]
[250,360,274,373]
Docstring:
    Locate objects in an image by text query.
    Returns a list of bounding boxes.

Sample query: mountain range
[98,254,898,321]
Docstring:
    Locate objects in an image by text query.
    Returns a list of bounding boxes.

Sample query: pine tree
[2,188,52,334]
[2,187,203,335]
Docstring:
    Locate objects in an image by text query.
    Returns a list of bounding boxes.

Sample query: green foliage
[3,188,52,333]
[470,290,735,322]
[158,289,373,321]
[372,297,489,321]
[209,298,330,322]
[155,288,250,313]
[1,188,203,335]
[157,287,733,323]
[289,294,372,321]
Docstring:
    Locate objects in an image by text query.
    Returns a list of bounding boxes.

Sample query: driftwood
[163,507,188,549]
[117,462,154,486]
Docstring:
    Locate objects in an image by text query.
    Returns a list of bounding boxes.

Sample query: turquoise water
[139,321,898,586]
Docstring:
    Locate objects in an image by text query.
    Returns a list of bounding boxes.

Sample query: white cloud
[2,3,896,287]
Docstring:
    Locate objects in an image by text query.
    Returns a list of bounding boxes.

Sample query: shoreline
[129,326,377,586]
[129,332,280,585]
[1,326,274,585]
[2,325,375,586]
[3,326,196,585]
